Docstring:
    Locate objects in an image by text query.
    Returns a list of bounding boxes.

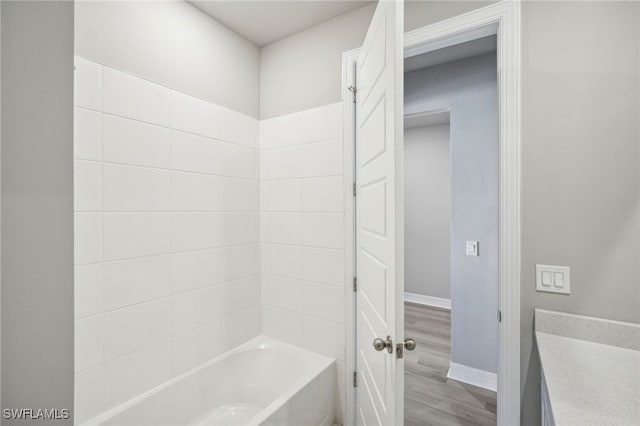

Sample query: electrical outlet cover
[536,264,570,294]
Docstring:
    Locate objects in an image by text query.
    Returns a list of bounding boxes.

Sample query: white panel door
[355,1,404,425]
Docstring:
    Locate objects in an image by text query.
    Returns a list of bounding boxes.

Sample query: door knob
[372,335,393,353]
[404,338,416,351]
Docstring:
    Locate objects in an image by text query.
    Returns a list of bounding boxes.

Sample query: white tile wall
[75,264,103,318]
[74,160,102,212]
[102,164,172,212]
[302,246,345,286]
[74,107,102,161]
[219,106,258,148]
[103,213,172,261]
[171,307,260,375]
[302,213,344,249]
[259,103,346,423]
[74,57,102,112]
[302,176,344,212]
[75,57,346,424]
[74,58,261,423]
[261,179,302,211]
[75,315,104,371]
[262,213,302,245]
[103,256,172,310]
[74,213,103,265]
[170,90,218,139]
[171,172,219,211]
[263,243,303,278]
[104,298,172,360]
[219,142,258,179]
[104,341,173,409]
[103,68,171,126]
[74,366,104,424]
[102,115,171,168]
[171,130,220,175]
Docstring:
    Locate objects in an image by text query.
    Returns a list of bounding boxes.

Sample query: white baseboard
[447,362,497,392]
[404,292,451,310]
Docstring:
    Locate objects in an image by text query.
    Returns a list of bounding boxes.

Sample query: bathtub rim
[80,335,335,426]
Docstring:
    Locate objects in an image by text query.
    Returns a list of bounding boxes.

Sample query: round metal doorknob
[372,335,393,353]
[372,338,386,351]
[404,338,416,351]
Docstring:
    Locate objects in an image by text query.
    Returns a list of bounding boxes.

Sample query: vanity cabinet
[535,309,639,426]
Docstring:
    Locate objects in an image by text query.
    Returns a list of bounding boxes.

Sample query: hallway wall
[405,53,499,375]
[404,124,451,301]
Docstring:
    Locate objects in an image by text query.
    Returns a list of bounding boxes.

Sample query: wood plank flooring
[404,302,497,426]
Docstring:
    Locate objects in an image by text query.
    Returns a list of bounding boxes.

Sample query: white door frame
[342,1,521,425]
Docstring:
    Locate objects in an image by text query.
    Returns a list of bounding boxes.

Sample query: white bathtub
[83,336,336,426]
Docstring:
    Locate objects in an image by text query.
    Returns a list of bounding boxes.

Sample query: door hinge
[498,310,502,323]
[353,277,357,292]
[353,182,357,197]
[353,371,358,387]
[348,85,357,103]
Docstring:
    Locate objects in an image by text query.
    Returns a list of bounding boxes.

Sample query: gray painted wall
[405,53,499,374]
[403,2,638,421]
[0,2,634,425]
[1,1,75,424]
[75,1,260,118]
[259,1,495,119]
[404,124,451,300]
[259,2,376,119]
[520,2,640,424]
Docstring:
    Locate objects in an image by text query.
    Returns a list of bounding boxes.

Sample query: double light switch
[536,264,570,294]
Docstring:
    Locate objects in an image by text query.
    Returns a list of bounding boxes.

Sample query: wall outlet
[536,264,570,294]
[466,241,479,256]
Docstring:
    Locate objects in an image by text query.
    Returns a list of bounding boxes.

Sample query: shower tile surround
[74,57,346,423]
[260,103,346,422]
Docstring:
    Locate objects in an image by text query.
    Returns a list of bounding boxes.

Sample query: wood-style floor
[404,302,497,426]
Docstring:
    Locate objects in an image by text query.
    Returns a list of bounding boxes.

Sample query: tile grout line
[298,114,305,340]
[75,273,261,320]
[75,304,262,376]
[74,241,261,266]
[99,61,107,413]
[168,87,176,380]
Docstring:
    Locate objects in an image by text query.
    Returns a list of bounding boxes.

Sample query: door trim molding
[342,1,521,424]
[341,46,358,426]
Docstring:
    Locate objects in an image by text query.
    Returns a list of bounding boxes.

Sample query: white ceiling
[404,35,497,73]
[190,0,372,47]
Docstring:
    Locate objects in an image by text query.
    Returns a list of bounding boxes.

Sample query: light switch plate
[536,264,570,294]
[466,241,479,256]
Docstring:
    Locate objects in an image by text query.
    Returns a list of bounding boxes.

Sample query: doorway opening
[403,36,499,426]
[341,2,521,424]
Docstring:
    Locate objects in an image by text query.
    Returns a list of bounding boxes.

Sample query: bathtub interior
[87,336,335,426]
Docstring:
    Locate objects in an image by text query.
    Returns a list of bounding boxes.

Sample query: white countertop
[536,331,640,426]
